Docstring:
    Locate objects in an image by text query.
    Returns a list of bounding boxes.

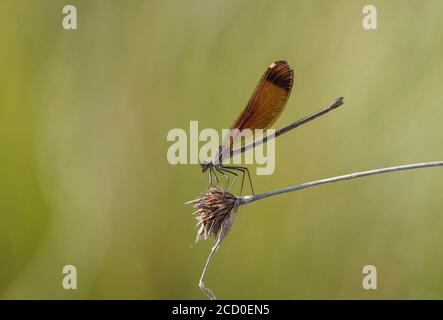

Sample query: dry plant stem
[198,202,238,300]
[195,160,443,300]
[198,229,224,300]
[240,161,443,205]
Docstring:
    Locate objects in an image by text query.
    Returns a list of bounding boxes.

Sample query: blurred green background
[1,0,442,299]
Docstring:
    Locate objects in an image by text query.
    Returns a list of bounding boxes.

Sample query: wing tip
[267,60,294,91]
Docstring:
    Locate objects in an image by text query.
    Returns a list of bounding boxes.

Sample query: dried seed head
[187,187,239,242]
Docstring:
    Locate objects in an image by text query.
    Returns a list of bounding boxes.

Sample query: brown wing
[216,60,294,162]
[232,60,294,131]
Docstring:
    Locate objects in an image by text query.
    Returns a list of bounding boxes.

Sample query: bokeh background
[1,0,443,299]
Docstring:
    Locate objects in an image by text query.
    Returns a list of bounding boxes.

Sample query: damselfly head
[200,160,211,173]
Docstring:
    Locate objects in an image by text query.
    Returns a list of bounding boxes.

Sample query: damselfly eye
[200,161,209,173]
